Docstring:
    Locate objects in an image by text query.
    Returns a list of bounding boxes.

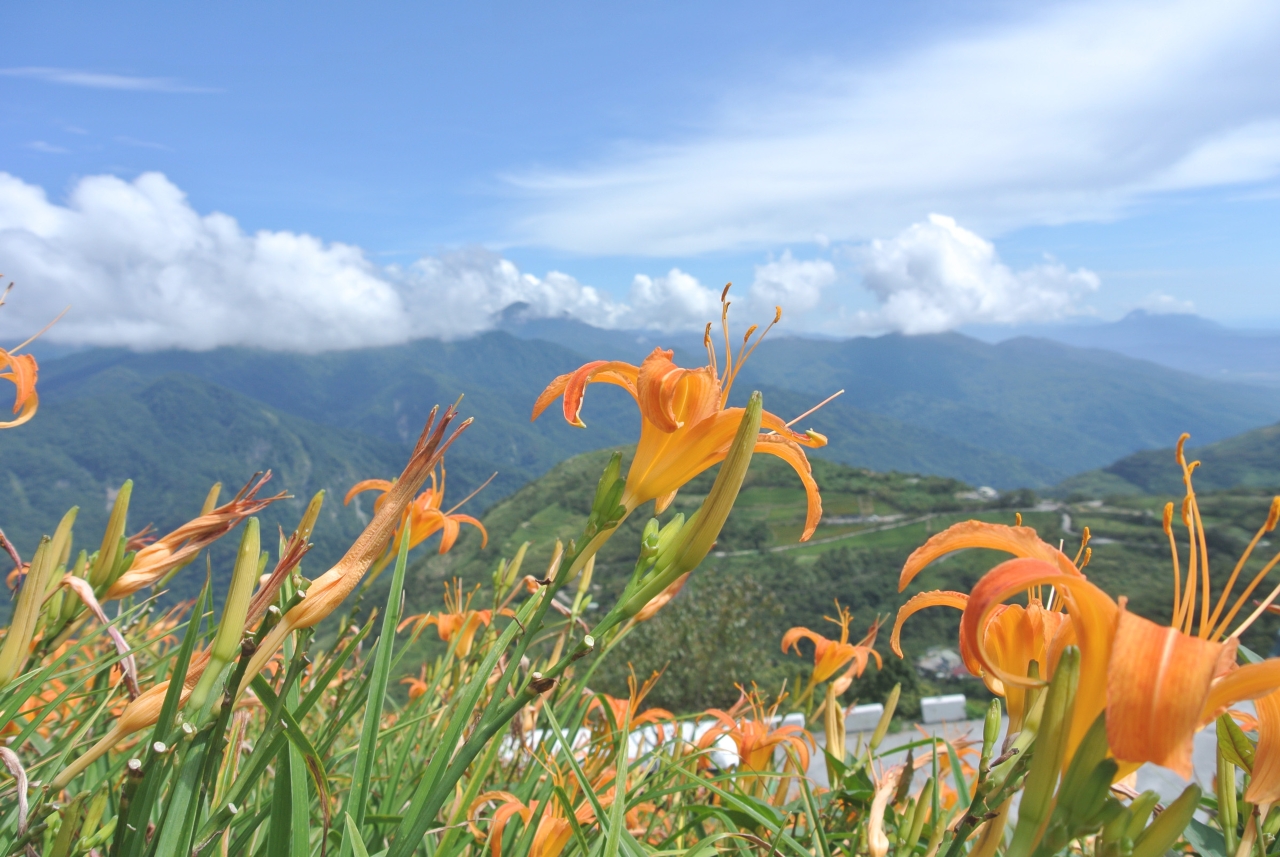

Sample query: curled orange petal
[344,479,394,506]
[899,521,1081,591]
[890,591,968,658]
[532,360,639,427]
[0,349,38,428]
[753,434,823,540]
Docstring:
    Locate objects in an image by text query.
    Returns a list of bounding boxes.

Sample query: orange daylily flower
[470,789,592,857]
[892,585,1068,730]
[782,602,882,693]
[401,666,430,701]
[531,288,827,540]
[0,347,38,429]
[896,437,1280,777]
[344,464,488,557]
[699,689,812,774]
[399,579,507,657]
[588,669,675,741]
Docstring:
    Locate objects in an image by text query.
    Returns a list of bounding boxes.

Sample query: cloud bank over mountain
[853,214,1099,334]
[0,171,1096,351]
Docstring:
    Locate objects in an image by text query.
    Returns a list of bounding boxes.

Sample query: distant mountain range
[969,310,1280,387]
[4,314,1280,578]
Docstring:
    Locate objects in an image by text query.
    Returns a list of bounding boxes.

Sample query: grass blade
[340,528,411,857]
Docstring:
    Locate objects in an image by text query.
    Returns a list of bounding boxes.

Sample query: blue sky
[2,1,1279,350]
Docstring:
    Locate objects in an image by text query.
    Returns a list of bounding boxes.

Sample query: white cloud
[1137,292,1197,314]
[0,67,217,93]
[627,269,722,330]
[508,0,1280,255]
[748,251,837,315]
[0,172,725,351]
[853,214,1099,334]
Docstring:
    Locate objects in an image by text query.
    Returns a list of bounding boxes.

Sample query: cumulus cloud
[0,171,726,351]
[627,268,722,330]
[853,215,1099,334]
[509,0,1280,255]
[748,251,837,315]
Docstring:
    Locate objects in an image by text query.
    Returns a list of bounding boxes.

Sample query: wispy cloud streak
[0,67,218,93]
[509,0,1280,255]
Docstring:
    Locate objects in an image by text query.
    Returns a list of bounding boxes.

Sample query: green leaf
[1183,817,1228,857]
[345,813,372,857]
[340,526,412,857]
[1217,712,1255,773]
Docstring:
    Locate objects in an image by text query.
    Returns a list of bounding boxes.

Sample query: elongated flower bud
[618,393,762,620]
[90,481,132,588]
[105,474,281,600]
[188,517,260,714]
[0,537,52,687]
[241,407,470,685]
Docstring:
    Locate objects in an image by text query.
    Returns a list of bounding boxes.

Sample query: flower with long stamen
[588,669,674,742]
[892,589,1068,730]
[532,288,827,539]
[895,436,1280,776]
[399,578,506,657]
[0,347,37,429]
[344,464,488,558]
[782,603,882,694]
[698,688,812,775]
[105,473,286,599]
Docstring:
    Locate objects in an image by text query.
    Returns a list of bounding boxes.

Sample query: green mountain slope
[37,324,1280,495]
[733,333,1280,481]
[0,372,410,600]
[1057,421,1280,497]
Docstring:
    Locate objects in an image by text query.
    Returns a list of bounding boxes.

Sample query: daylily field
[4,290,1280,857]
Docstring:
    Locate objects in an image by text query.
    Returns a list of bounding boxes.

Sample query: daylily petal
[781,627,826,655]
[899,521,1082,591]
[1202,659,1280,715]
[890,591,970,659]
[637,349,720,432]
[753,434,823,540]
[1106,606,1231,777]
[962,558,1116,761]
[0,350,38,429]
[343,479,394,506]
[532,360,639,427]
[437,516,460,554]
[759,410,828,448]
[1246,689,1280,804]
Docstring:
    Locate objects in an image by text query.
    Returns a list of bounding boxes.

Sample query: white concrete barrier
[846,703,885,732]
[921,694,966,724]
